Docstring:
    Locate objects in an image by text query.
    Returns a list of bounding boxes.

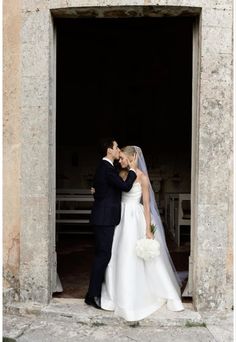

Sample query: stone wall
[3,0,21,301]
[3,0,233,311]
[193,1,233,310]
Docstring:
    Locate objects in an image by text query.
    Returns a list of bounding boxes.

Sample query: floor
[4,303,234,342]
[54,225,191,300]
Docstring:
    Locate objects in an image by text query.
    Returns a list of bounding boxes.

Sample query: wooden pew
[56,188,94,236]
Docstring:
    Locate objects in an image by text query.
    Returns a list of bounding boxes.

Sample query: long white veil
[134,146,182,287]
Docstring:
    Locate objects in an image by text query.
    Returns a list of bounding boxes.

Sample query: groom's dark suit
[87,159,137,299]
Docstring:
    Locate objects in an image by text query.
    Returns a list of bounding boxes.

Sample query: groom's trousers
[87,225,115,297]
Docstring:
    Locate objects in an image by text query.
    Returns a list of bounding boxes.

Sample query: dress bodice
[122,182,142,204]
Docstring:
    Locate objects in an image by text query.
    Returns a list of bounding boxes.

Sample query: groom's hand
[129,152,138,171]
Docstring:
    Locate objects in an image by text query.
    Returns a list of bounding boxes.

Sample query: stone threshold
[4,298,205,328]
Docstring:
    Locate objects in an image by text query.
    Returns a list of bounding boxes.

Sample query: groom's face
[110,141,120,160]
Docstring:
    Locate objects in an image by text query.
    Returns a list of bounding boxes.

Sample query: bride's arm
[141,175,154,239]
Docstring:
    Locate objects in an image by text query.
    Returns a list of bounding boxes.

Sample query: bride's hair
[121,146,136,158]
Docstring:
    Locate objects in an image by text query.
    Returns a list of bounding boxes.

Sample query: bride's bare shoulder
[137,170,149,185]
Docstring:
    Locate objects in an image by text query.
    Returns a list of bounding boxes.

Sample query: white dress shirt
[102,157,114,166]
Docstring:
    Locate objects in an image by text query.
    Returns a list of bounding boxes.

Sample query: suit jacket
[90,160,137,226]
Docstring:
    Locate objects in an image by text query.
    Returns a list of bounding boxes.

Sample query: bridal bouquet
[135,225,160,261]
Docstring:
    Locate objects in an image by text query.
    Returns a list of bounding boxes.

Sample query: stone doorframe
[20,2,233,312]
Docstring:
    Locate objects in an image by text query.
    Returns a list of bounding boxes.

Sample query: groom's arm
[107,168,137,192]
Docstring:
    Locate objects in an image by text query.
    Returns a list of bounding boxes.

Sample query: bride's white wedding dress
[101,181,184,321]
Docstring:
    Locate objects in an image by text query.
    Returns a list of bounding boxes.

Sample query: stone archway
[17,2,233,312]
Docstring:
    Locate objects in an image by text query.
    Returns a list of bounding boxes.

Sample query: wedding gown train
[101,182,184,321]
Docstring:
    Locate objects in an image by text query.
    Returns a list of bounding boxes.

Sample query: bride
[101,146,184,321]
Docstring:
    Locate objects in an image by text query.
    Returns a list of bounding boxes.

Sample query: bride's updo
[121,146,136,158]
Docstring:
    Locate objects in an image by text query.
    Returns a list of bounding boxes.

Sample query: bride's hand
[146,231,154,239]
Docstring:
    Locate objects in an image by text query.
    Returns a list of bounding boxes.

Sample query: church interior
[54,16,193,299]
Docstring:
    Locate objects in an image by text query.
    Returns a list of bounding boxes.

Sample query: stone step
[4,298,205,328]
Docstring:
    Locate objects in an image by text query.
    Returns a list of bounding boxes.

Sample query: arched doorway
[54,16,193,300]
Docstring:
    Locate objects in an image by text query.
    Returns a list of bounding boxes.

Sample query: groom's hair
[99,137,116,157]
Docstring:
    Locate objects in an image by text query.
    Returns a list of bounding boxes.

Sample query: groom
[85,138,137,309]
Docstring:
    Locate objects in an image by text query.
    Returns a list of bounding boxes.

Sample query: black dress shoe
[84,295,102,310]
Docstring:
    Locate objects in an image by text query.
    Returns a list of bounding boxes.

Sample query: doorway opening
[54,17,193,300]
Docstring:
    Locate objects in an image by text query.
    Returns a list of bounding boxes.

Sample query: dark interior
[55,17,193,299]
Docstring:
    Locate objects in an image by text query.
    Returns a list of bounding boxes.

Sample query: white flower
[135,238,160,261]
